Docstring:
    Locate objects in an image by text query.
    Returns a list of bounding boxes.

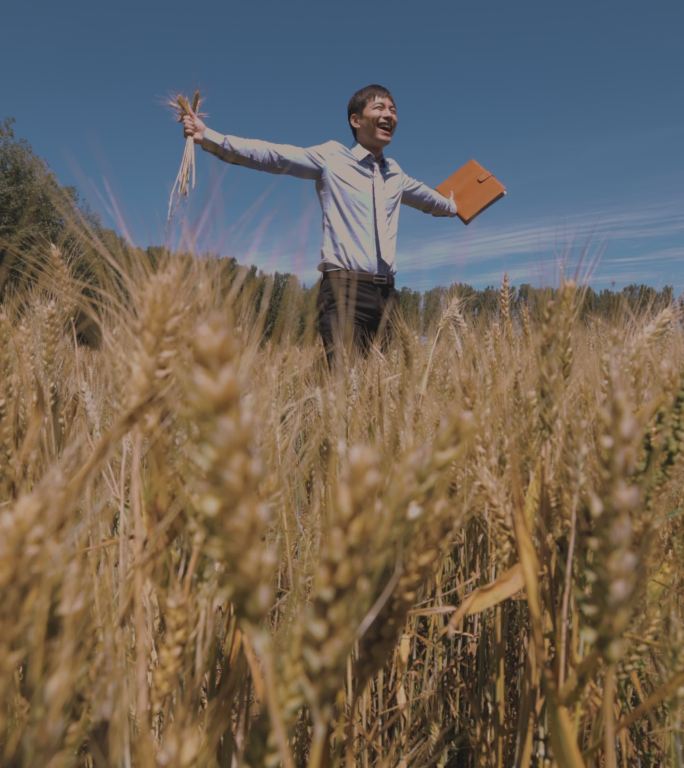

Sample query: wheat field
[0,233,682,767]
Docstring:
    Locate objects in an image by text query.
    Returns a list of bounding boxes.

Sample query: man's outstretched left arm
[401,174,458,218]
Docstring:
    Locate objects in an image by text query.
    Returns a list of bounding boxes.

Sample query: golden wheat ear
[176,94,191,114]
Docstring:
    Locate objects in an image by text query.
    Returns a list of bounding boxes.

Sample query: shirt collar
[351,143,387,168]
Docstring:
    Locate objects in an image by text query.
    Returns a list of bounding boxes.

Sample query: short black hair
[347,84,395,140]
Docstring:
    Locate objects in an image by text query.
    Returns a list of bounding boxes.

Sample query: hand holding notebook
[436,160,506,224]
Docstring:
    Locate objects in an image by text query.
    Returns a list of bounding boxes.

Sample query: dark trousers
[316,273,398,365]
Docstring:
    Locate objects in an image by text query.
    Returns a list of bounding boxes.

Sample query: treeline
[1,115,678,341]
[141,256,682,345]
[397,280,676,332]
[240,270,678,342]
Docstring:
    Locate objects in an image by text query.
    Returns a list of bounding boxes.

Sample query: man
[181,84,457,363]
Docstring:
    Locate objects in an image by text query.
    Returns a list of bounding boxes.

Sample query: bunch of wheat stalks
[167,90,202,221]
[0,233,683,767]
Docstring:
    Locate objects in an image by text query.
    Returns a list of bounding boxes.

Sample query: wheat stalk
[1,228,682,765]
[167,90,203,221]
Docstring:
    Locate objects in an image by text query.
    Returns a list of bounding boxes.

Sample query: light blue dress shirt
[201,128,458,275]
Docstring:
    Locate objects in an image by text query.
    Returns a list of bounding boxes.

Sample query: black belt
[323,270,395,287]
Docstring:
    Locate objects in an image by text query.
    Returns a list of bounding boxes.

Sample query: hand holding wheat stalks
[167,90,205,221]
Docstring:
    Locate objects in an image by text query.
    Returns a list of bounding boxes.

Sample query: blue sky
[2,0,684,292]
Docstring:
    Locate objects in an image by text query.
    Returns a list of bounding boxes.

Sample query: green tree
[0,117,80,289]
[421,286,447,333]
[397,286,421,330]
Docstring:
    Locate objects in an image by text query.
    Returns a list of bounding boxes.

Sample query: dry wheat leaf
[513,478,545,656]
[444,563,525,637]
[548,699,586,768]
[524,457,542,529]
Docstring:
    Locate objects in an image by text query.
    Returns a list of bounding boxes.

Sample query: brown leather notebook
[436,160,506,224]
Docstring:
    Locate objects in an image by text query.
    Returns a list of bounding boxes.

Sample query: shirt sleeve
[200,127,325,180]
[401,173,458,217]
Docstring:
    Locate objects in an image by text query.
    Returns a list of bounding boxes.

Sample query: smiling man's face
[350,95,398,156]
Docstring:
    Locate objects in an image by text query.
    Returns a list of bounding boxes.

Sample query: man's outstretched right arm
[201,128,324,180]
[181,107,324,180]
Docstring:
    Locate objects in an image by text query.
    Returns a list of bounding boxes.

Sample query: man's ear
[349,113,361,130]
